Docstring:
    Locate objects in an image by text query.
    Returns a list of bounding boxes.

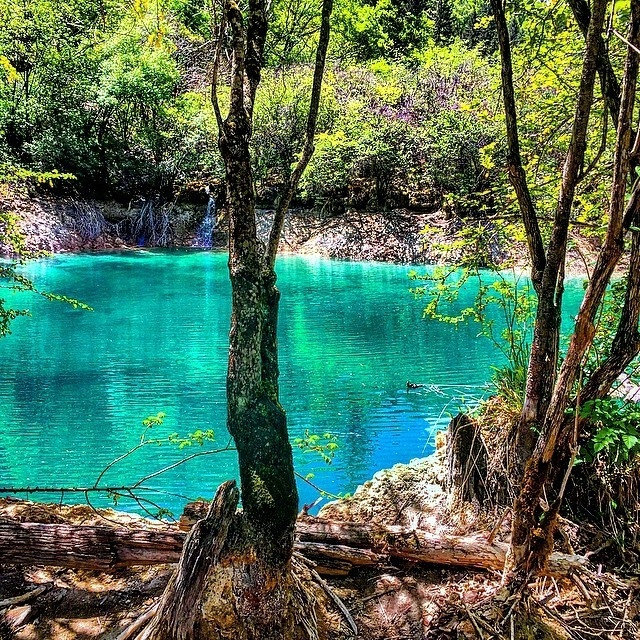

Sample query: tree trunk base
[446,408,520,508]
[138,481,310,640]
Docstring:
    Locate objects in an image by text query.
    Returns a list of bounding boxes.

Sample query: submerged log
[0,515,588,576]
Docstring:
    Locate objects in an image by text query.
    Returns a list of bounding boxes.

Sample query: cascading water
[193,196,216,248]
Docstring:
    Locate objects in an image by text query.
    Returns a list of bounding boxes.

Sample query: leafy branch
[0,414,341,520]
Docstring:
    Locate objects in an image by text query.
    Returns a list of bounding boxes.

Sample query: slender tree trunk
[517,0,606,456]
[489,0,546,293]
[266,0,334,268]
[566,0,622,125]
[582,213,640,402]
[505,0,637,582]
[489,0,555,467]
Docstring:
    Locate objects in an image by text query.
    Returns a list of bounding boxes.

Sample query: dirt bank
[0,188,615,274]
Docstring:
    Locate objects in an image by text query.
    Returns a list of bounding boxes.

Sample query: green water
[0,251,583,516]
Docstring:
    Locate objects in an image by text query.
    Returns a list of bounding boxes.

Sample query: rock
[319,449,449,530]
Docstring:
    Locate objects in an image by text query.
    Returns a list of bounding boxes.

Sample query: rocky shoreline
[1,188,614,274]
[0,187,504,265]
[1,189,444,263]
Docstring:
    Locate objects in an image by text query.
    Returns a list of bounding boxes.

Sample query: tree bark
[520,0,606,437]
[446,414,489,505]
[566,0,622,126]
[489,0,546,294]
[138,0,334,635]
[205,4,298,635]
[140,481,240,640]
[0,514,589,577]
[505,0,638,583]
[581,214,640,402]
[491,0,609,472]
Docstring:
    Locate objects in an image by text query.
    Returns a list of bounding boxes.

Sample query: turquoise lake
[0,252,584,517]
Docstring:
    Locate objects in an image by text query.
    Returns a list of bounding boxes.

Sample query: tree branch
[210,3,227,133]
[226,0,246,120]
[567,0,622,124]
[489,0,546,291]
[266,0,333,268]
[245,0,269,114]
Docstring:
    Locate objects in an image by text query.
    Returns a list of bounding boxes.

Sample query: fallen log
[0,516,588,576]
[0,519,185,570]
[295,518,589,576]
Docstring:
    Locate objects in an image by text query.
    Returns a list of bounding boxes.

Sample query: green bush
[299,50,497,211]
[577,399,640,467]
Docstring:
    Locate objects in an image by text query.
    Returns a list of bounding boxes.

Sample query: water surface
[0,252,582,515]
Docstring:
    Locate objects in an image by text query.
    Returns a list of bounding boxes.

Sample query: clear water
[0,251,583,517]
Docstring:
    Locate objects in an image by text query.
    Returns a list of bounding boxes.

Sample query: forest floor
[0,434,637,640]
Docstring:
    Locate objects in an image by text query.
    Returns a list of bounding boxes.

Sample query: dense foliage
[0,0,499,208]
[0,0,627,225]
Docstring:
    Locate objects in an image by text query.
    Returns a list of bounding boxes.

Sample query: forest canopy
[0,0,623,227]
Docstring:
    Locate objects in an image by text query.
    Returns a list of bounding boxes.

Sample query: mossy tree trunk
[141,0,333,637]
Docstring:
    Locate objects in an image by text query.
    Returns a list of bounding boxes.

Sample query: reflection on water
[0,251,582,514]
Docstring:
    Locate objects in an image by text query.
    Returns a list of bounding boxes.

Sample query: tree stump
[138,480,301,640]
[140,480,240,640]
[446,413,489,505]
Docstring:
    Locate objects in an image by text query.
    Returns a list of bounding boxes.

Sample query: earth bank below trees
[0,189,616,273]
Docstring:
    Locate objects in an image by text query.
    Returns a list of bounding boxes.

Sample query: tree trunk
[489,0,556,468]
[446,414,489,505]
[136,0,334,634]
[140,481,240,640]
[518,0,605,445]
[489,0,546,294]
[566,0,622,126]
[505,0,636,583]
[581,214,640,402]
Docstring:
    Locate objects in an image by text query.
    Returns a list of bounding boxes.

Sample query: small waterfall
[193,196,216,248]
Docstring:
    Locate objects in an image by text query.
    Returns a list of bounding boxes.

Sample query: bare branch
[489,0,546,291]
[210,3,227,133]
[131,445,235,489]
[266,0,333,268]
